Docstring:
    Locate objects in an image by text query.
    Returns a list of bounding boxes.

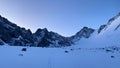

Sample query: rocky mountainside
[70,27,94,42]
[0,15,94,47]
[1,12,119,47]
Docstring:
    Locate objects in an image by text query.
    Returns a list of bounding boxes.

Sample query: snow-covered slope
[73,12,120,48]
[97,13,120,46]
[100,12,120,34]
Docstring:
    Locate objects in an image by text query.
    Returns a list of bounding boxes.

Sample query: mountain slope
[0,15,94,47]
[73,12,120,48]
[0,12,120,47]
[97,12,120,47]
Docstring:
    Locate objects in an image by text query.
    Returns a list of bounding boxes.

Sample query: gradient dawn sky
[0,0,120,36]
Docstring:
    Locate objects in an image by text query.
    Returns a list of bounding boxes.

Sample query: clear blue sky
[0,0,120,36]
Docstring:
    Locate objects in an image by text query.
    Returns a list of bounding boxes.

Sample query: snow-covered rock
[0,15,73,47]
[73,12,120,48]
[71,27,95,42]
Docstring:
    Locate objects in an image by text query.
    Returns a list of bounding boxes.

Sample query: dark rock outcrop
[98,24,106,33]
[0,39,4,45]
[0,15,95,47]
[71,27,95,41]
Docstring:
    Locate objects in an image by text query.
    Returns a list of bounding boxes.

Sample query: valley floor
[0,46,120,68]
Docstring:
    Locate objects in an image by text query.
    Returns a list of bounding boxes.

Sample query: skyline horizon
[0,12,120,37]
[0,0,120,36]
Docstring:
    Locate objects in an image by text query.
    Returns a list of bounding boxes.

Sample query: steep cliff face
[0,15,34,46]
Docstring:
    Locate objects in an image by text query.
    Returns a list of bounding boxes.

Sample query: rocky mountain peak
[107,12,120,26]
[70,27,95,42]
[0,14,101,47]
[98,12,120,34]
[76,27,95,38]
[98,24,107,33]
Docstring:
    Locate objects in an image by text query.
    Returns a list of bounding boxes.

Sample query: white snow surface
[0,45,120,68]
